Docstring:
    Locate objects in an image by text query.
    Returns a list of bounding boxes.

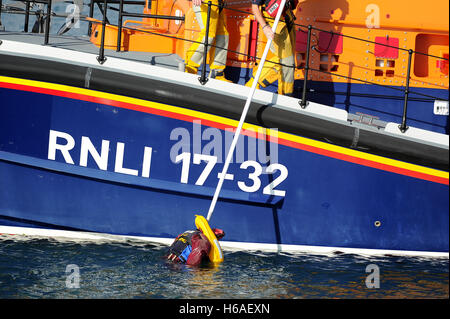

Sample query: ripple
[0,238,448,298]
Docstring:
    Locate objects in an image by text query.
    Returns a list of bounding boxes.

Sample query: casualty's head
[196,227,225,240]
[212,228,225,240]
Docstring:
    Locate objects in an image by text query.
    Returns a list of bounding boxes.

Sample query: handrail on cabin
[0,0,3,30]
[4,0,53,44]
[0,0,448,133]
[199,1,212,85]
[97,0,107,63]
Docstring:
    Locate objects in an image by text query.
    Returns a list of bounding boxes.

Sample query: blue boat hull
[0,80,448,254]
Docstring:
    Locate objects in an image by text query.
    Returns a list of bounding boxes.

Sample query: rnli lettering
[47,129,288,197]
[48,129,152,178]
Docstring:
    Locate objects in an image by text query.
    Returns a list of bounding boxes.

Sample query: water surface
[0,236,447,299]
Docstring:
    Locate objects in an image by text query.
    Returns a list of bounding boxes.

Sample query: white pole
[207,0,287,221]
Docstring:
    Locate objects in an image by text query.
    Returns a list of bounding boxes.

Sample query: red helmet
[212,228,225,240]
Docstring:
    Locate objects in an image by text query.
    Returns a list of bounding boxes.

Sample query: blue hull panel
[0,85,448,253]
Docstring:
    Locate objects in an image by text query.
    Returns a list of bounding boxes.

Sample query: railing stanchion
[24,0,30,32]
[300,25,312,109]
[97,0,108,64]
[117,0,124,51]
[44,0,52,45]
[88,0,95,36]
[0,0,4,31]
[399,49,413,133]
[199,1,212,85]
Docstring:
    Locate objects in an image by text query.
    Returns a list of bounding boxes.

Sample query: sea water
[0,236,448,299]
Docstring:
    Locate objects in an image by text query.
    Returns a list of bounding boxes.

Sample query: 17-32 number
[175,152,288,197]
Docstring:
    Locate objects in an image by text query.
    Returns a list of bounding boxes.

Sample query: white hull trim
[0,225,448,258]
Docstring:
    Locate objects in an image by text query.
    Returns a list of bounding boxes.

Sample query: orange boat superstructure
[89,0,449,91]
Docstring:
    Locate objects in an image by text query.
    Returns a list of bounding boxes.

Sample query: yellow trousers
[186,2,229,72]
[247,11,296,95]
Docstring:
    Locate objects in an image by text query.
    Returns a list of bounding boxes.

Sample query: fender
[195,215,224,263]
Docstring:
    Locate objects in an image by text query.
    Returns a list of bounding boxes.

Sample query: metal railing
[6,0,53,44]
[115,0,184,52]
[199,1,211,84]
[87,0,146,36]
[0,0,3,30]
[297,22,447,132]
[1,0,448,133]
[96,0,107,63]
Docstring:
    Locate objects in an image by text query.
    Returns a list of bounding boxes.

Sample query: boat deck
[0,31,183,70]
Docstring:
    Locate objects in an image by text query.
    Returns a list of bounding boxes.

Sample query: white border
[385,123,449,148]
[0,225,447,258]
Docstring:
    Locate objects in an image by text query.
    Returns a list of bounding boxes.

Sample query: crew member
[245,0,297,96]
[185,0,231,82]
[167,227,225,266]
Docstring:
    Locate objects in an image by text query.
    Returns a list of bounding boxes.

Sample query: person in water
[167,227,225,266]
[185,0,231,82]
